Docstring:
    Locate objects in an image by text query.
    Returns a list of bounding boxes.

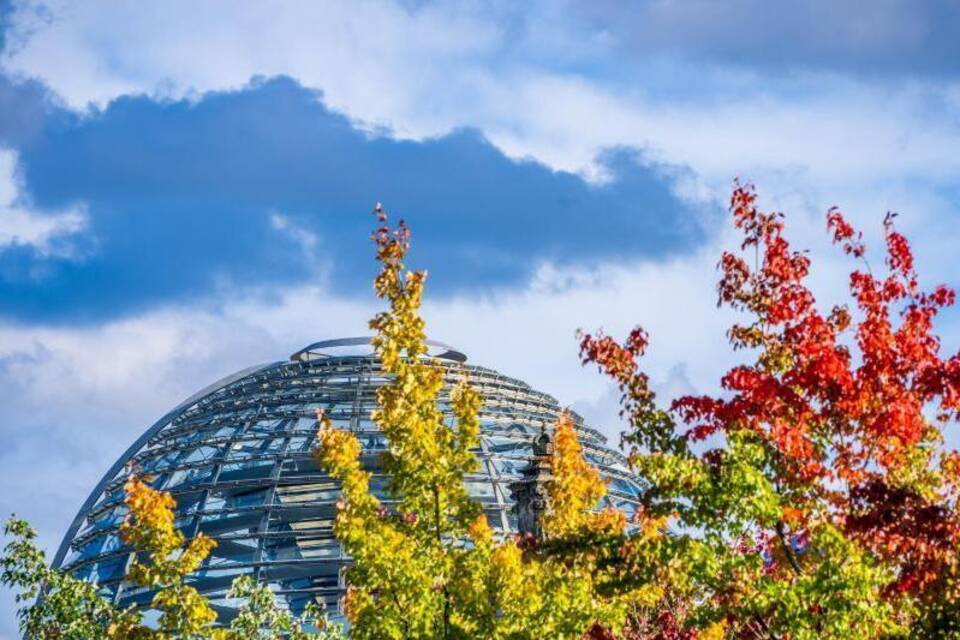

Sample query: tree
[3,476,342,639]
[580,183,960,638]
[315,204,654,639]
[108,474,222,638]
[1,517,139,638]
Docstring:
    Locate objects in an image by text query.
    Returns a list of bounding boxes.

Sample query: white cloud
[5,2,960,303]
[269,211,324,271]
[3,0,959,193]
[4,3,960,288]
[1,0,502,119]
[0,148,85,255]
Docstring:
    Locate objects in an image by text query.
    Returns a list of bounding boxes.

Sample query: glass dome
[54,338,645,621]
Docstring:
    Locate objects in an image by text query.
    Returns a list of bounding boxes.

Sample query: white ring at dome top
[290,336,467,363]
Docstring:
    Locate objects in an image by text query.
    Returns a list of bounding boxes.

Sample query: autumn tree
[314,204,658,639]
[113,476,340,639]
[1,517,140,638]
[2,475,342,639]
[580,184,960,639]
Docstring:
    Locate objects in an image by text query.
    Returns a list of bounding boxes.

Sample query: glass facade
[54,338,645,622]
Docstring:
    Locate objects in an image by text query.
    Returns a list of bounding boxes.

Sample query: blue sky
[1,1,960,634]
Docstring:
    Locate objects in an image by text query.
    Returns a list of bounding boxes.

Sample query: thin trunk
[434,484,450,640]
[774,521,803,576]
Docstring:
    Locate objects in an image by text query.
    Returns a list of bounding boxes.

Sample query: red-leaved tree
[580,184,960,639]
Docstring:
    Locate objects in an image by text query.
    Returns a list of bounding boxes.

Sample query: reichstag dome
[54,337,646,621]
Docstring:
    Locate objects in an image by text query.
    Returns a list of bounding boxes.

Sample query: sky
[1,0,960,633]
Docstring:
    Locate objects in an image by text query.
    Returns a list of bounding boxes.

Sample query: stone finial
[532,424,553,457]
[509,425,553,540]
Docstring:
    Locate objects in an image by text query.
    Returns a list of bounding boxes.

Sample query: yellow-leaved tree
[315,205,665,639]
[108,475,222,639]
[3,475,342,638]
[108,476,341,640]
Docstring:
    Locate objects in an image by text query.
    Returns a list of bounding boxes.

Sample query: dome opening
[290,336,467,363]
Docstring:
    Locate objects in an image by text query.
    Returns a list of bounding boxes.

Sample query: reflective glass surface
[55,339,645,621]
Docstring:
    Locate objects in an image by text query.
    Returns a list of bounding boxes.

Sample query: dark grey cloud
[574,0,960,76]
[0,74,710,323]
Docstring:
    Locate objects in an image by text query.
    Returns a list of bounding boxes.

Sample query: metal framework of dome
[54,338,645,621]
